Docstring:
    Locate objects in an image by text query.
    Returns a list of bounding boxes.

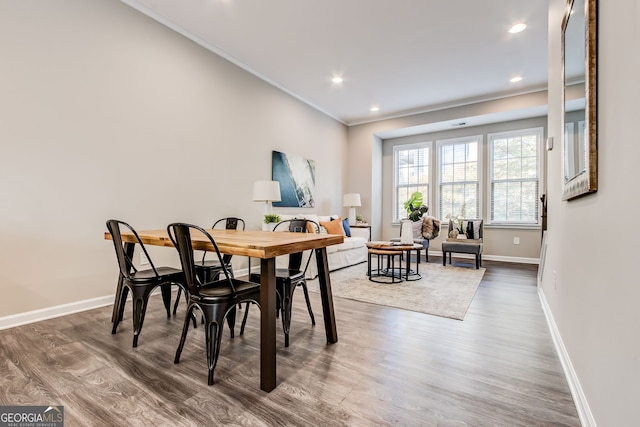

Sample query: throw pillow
[342,218,351,237]
[421,216,440,240]
[464,220,482,239]
[320,218,346,235]
[306,221,320,233]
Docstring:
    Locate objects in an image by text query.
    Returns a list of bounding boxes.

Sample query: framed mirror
[561,0,597,200]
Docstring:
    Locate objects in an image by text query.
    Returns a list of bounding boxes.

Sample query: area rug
[307,261,485,320]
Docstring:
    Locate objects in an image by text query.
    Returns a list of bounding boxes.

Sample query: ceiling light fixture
[508,23,527,34]
[332,76,343,84]
[370,106,379,112]
[510,76,523,83]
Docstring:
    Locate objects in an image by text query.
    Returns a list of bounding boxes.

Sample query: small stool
[368,248,403,283]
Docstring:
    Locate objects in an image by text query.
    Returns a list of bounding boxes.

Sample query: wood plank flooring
[0,259,581,426]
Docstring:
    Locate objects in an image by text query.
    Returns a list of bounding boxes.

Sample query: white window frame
[487,127,543,226]
[392,142,433,223]
[436,135,483,222]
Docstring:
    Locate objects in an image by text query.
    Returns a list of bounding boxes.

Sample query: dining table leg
[259,257,277,392]
[315,247,338,344]
[111,242,135,323]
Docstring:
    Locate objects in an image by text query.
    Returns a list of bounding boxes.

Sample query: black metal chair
[242,219,318,347]
[106,219,187,347]
[173,217,245,315]
[167,222,261,385]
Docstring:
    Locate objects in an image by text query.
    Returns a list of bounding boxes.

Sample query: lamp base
[348,207,356,226]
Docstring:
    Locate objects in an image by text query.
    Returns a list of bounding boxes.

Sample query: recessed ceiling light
[508,23,527,34]
[510,76,523,83]
[332,76,343,84]
[370,106,380,112]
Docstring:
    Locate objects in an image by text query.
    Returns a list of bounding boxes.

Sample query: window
[488,128,542,224]
[437,136,481,221]
[393,143,431,222]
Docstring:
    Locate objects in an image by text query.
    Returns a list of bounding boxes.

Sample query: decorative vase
[400,220,414,244]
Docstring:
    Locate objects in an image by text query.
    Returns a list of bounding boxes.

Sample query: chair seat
[195,259,229,269]
[129,266,184,284]
[196,278,261,300]
[441,241,483,255]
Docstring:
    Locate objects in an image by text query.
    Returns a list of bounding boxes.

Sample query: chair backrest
[168,223,236,298]
[273,219,319,273]
[106,219,159,280]
[203,217,246,264]
[212,217,245,231]
[448,218,483,240]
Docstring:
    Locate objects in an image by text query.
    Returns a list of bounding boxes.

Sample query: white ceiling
[121,0,549,126]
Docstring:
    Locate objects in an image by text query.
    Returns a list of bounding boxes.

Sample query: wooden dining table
[105,228,343,392]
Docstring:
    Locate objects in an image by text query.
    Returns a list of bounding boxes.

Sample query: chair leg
[300,281,315,326]
[131,286,153,347]
[203,304,227,386]
[240,302,251,335]
[173,288,182,316]
[175,304,196,364]
[280,283,293,348]
[475,254,480,269]
[112,285,129,334]
[226,305,236,338]
[161,284,172,318]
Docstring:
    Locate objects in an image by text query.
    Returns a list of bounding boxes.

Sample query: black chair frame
[107,219,186,347]
[242,219,318,347]
[167,222,261,385]
[173,217,245,315]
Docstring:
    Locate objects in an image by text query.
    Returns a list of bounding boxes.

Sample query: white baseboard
[0,267,258,331]
[429,250,539,264]
[538,288,596,427]
[0,295,114,331]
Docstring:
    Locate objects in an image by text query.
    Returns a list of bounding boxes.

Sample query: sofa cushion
[350,236,366,248]
[326,244,339,254]
[342,218,351,237]
[320,217,345,235]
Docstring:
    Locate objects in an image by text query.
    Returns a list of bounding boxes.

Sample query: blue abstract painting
[272,151,315,208]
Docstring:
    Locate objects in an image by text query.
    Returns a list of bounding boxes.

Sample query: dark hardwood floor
[0,259,580,426]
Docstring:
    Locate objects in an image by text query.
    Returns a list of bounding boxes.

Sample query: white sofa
[277,213,368,279]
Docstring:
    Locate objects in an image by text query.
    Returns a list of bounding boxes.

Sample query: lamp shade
[253,180,281,202]
[342,193,361,207]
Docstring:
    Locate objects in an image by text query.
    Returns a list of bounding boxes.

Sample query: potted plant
[403,192,429,221]
[262,213,281,231]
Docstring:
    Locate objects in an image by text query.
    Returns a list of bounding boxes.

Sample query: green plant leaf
[403,192,423,214]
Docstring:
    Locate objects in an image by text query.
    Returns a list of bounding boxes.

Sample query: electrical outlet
[140,252,149,265]
[553,270,557,290]
[513,237,520,245]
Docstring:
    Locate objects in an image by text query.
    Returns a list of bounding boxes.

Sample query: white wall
[543,0,640,425]
[0,0,346,317]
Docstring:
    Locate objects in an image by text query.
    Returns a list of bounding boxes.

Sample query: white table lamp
[343,193,361,226]
[253,180,281,215]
